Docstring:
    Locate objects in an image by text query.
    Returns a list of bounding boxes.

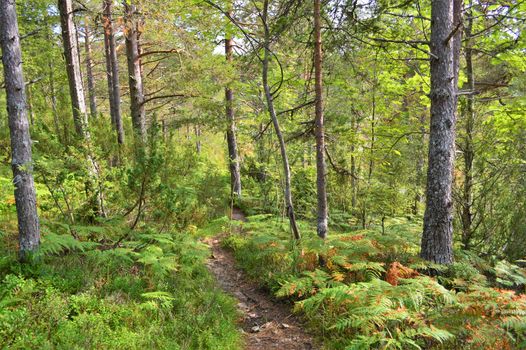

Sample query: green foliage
[225,215,526,349]
[1,0,525,349]
[494,261,526,290]
[38,231,99,256]
[0,231,241,349]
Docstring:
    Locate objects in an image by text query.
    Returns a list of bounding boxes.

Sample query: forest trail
[204,210,316,350]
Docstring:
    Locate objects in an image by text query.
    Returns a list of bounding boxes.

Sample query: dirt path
[205,210,317,349]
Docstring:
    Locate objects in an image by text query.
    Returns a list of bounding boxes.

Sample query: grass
[0,229,243,350]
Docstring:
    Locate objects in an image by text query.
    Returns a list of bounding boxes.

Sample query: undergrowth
[223,215,526,349]
[0,222,241,350]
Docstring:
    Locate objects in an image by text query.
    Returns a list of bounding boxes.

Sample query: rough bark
[123,0,146,141]
[84,18,97,119]
[225,33,242,199]
[420,0,462,264]
[0,0,41,261]
[461,2,475,250]
[262,0,300,240]
[102,0,124,144]
[58,0,88,137]
[314,0,328,240]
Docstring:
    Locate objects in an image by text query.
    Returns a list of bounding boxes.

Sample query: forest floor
[204,208,317,350]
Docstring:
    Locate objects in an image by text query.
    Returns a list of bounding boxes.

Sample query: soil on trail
[205,211,317,350]
[230,206,247,222]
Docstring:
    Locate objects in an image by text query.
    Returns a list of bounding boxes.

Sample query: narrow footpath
[204,209,317,350]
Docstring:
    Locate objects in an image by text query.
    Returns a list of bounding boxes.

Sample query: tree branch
[141,94,189,106]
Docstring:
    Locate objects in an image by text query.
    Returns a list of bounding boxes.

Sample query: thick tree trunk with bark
[225,34,242,199]
[0,0,41,261]
[123,1,146,141]
[102,0,124,145]
[262,0,300,240]
[314,0,328,240]
[84,18,97,119]
[420,0,462,264]
[58,0,89,137]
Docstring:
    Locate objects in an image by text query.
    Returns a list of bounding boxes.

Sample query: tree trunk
[362,59,377,229]
[350,113,358,211]
[0,0,41,261]
[84,18,97,119]
[314,0,328,240]
[420,0,462,264]
[58,0,104,218]
[413,112,426,215]
[58,0,88,137]
[262,0,300,240]
[102,0,124,145]
[48,59,63,144]
[225,32,242,199]
[123,0,146,141]
[194,124,201,154]
[461,1,475,250]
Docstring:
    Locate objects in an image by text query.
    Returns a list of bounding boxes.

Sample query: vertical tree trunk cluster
[420,0,462,264]
[58,0,104,218]
[102,0,124,145]
[225,31,242,200]
[123,0,147,141]
[0,0,41,261]
[313,0,328,240]
[262,0,300,240]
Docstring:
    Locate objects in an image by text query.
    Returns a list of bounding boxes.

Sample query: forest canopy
[1,0,526,349]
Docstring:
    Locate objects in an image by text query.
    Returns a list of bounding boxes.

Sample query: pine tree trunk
[461,2,475,250]
[58,0,88,137]
[314,0,328,240]
[225,32,242,199]
[123,0,146,141]
[350,113,357,211]
[58,0,104,218]
[195,124,201,154]
[413,112,426,215]
[262,0,300,240]
[48,59,63,144]
[420,0,462,264]
[102,0,124,145]
[84,18,97,119]
[0,0,41,261]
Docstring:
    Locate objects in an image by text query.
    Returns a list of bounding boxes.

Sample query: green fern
[39,232,99,256]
